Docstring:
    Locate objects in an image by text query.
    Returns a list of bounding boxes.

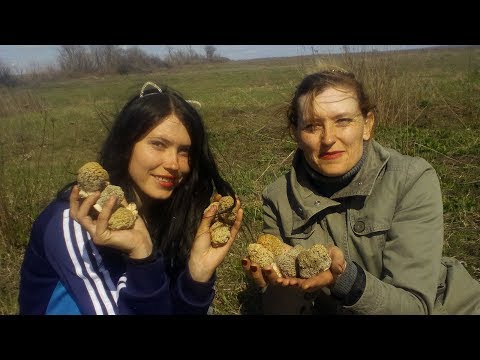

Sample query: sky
[0,45,441,72]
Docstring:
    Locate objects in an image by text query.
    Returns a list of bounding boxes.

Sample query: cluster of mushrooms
[77,162,138,230]
[247,234,331,278]
[205,195,237,247]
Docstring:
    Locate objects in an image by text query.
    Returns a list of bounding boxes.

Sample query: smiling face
[295,86,374,177]
[128,114,191,203]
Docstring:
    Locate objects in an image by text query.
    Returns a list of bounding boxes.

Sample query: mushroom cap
[270,262,283,278]
[77,162,109,193]
[256,233,290,257]
[94,185,125,212]
[247,243,274,268]
[108,207,137,230]
[275,252,298,278]
[297,244,332,278]
[210,221,231,247]
[288,245,305,258]
[217,196,236,224]
[218,196,235,212]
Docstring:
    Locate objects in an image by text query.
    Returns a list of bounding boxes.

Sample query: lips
[152,174,176,188]
[319,151,343,160]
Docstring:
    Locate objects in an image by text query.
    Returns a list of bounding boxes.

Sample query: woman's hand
[242,245,346,293]
[241,257,270,289]
[188,196,243,283]
[69,185,152,259]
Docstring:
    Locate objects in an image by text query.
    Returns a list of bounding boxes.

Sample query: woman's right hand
[69,185,153,260]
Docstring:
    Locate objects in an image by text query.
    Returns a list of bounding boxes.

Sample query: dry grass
[1,46,479,314]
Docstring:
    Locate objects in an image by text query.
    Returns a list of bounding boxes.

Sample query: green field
[1,47,479,314]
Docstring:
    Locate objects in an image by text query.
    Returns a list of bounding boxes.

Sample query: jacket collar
[289,140,390,226]
[332,140,390,198]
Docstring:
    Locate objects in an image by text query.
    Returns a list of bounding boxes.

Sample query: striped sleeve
[44,208,122,314]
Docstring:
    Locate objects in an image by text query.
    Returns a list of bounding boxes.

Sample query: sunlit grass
[1,47,479,314]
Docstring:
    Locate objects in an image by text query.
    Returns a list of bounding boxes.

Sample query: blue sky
[0,45,441,71]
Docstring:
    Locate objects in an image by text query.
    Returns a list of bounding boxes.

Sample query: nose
[163,148,180,171]
[320,123,336,146]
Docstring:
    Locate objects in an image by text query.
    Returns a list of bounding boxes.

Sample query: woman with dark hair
[19,82,243,315]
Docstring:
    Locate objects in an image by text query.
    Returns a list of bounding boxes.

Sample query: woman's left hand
[188,196,243,283]
[265,245,346,293]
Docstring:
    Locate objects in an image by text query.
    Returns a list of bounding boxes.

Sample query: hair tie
[140,81,163,98]
[187,100,202,108]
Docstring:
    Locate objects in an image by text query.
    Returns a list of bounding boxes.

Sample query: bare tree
[57,45,94,74]
[0,59,18,87]
[165,45,203,66]
[204,45,217,60]
[89,45,122,73]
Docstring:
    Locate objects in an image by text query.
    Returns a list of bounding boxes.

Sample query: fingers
[262,265,279,284]
[276,277,302,287]
[216,208,243,254]
[96,195,117,235]
[241,258,267,288]
[233,196,241,213]
[241,257,250,270]
[213,193,222,202]
[197,203,218,238]
[241,257,251,274]
[132,213,149,232]
[300,271,334,292]
[69,185,80,220]
[76,191,100,219]
[250,263,267,288]
[271,269,334,292]
[328,246,346,275]
[228,208,243,242]
[74,190,100,233]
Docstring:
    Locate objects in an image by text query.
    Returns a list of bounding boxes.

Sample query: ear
[363,111,375,141]
[292,125,303,150]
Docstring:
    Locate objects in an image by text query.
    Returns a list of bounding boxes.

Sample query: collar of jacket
[289,140,391,226]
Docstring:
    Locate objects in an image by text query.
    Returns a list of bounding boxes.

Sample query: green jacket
[262,140,479,314]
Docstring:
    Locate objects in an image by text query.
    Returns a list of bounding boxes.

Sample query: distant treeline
[0,45,228,86]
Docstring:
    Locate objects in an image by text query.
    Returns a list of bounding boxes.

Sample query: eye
[178,146,190,157]
[303,123,320,133]
[150,140,166,149]
[336,118,352,126]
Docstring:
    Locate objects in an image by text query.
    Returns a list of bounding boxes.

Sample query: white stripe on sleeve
[72,220,116,314]
[63,209,104,314]
[83,231,121,305]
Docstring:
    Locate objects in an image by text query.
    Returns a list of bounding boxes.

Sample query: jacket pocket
[349,217,389,252]
[349,215,391,237]
[348,214,390,275]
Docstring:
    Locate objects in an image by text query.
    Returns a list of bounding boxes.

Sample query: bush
[0,62,19,87]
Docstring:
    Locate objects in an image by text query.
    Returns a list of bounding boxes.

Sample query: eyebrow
[148,135,170,143]
[148,135,191,147]
[332,112,359,119]
[307,112,358,122]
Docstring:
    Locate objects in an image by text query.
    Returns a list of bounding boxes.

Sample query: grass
[1,46,479,314]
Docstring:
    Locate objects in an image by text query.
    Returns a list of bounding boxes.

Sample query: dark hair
[63,85,235,274]
[287,70,376,134]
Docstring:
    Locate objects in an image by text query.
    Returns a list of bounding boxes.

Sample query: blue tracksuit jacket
[18,198,215,315]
